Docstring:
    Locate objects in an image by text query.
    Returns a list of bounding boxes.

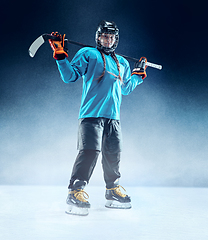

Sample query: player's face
[99,33,116,48]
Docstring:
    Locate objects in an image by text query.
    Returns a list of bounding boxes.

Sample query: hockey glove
[131,57,147,79]
[49,32,68,60]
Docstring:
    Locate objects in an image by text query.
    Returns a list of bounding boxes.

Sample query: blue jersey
[56,47,143,120]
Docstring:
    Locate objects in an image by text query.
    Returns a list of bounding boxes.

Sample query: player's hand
[49,32,68,60]
[131,57,147,79]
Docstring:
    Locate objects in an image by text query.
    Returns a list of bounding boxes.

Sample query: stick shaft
[66,39,162,70]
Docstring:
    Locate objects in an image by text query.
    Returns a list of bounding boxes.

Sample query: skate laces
[113,185,127,197]
[74,189,89,203]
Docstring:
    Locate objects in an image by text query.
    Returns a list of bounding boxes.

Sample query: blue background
[0,0,207,187]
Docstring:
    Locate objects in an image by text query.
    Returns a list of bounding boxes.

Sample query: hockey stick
[29,34,162,70]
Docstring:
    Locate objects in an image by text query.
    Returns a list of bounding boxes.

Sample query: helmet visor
[99,33,116,48]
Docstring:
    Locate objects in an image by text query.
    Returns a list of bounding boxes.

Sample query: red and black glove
[131,57,147,79]
[49,32,68,60]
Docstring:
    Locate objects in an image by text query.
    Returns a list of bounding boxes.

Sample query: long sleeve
[56,47,90,83]
[120,58,143,95]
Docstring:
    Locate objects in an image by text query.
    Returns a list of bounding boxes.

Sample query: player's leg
[101,119,131,209]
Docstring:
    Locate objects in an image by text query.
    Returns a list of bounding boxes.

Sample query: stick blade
[28,35,45,57]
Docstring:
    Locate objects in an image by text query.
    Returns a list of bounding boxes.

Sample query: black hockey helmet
[95,20,119,54]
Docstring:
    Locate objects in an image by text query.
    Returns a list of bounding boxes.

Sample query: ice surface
[0,186,208,240]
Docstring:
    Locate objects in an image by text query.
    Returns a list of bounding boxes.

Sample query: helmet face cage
[95,20,119,54]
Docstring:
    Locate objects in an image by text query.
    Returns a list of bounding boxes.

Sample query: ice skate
[105,185,131,209]
[65,180,90,216]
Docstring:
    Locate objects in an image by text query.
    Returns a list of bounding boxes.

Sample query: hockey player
[49,20,148,215]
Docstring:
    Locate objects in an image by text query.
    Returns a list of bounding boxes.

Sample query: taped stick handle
[116,53,162,70]
[146,62,162,70]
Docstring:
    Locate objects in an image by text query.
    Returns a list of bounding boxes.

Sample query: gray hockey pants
[69,117,122,189]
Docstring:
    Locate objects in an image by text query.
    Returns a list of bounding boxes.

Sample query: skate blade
[105,200,132,209]
[65,204,89,216]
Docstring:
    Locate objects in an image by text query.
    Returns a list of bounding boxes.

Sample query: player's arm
[121,58,144,95]
[56,47,90,83]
